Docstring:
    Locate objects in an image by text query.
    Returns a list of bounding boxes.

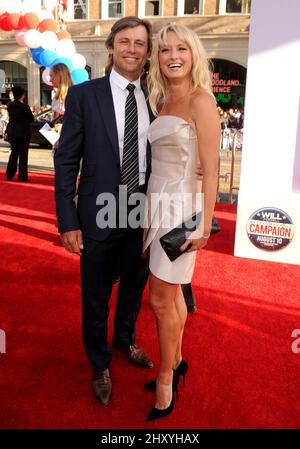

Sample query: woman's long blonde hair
[51,63,73,102]
[148,24,214,116]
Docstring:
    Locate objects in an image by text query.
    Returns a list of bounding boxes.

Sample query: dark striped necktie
[120,83,139,194]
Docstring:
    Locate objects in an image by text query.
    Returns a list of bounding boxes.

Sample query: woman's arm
[181,91,220,252]
[193,91,220,236]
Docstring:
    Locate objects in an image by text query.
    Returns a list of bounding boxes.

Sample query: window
[108,0,123,17]
[0,61,27,104]
[145,1,160,15]
[101,0,123,19]
[177,0,203,15]
[74,0,88,19]
[138,0,162,17]
[219,0,251,14]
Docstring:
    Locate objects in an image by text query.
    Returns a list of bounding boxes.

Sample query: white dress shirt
[109,68,149,185]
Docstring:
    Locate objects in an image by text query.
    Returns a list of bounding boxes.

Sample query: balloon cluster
[0,0,89,85]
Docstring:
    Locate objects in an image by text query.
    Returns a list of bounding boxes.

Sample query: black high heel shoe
[146,372,179,422]
[144,359,188,391]
[175,359,188,387]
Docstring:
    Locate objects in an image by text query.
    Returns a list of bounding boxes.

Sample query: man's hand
[60,230,83,256]
[195,163,204,180]
[54,123,62,134]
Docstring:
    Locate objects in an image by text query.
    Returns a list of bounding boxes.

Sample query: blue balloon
[30,47,43,55]
[30,47,44,65]
[71,68,89,85]
[40,50,58,68]
[51,57,73,72]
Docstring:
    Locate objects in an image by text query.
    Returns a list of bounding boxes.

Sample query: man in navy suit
[5,86,34,182]
[54,17,153,406]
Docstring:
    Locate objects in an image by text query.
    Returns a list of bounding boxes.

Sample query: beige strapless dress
[143,115,203,284]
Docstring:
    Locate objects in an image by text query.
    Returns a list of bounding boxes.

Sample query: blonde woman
[49,63,73,149]
[143,24,220,421]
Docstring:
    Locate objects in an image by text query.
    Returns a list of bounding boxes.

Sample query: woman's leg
[174,287,188,369]
[149,273,182,409]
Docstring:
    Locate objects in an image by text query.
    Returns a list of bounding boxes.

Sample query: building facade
[0,0,250,108]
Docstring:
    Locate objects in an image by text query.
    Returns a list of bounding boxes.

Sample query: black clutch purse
[160,212,201,262]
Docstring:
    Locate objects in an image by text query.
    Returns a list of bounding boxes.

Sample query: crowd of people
[218,106,244,151]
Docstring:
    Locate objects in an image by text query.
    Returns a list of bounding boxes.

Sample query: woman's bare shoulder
[190,89,216,109]
[190,89,218,121]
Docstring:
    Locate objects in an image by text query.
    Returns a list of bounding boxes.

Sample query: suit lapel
[93,76,120,160]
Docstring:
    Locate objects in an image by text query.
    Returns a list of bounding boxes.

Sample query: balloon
[23,12,40,30]
[71,68,89,85]
[38,18,57,33]
[71,53,87,70]
[42,68,52,86]
[40,50,58,68]
[56,30,71,40]
[40,30,58,51]
[7,13,24,30]
[30,47,44,65]
[30,47,44,55]
[15,31,26,46]
[51,57,73,72]
[56,38,76,57]
[0,15,14,31]
[0,11,8,22]
[24,29,42,48]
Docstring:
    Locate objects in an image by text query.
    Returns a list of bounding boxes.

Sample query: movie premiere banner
[234,0,300,266]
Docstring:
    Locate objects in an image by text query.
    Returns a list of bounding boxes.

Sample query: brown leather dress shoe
[114,343,153,368]
[92,369,112,406]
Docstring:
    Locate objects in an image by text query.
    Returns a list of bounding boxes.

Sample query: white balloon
[40,31,58,51]
[56,39,76,57]
[15,31,26,46]
[24,29,42,49]
[71,53,87,70]
[42,68,52,86]
[6,0,22,13]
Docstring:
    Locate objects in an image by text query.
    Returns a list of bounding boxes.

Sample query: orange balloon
[38,19,57,33]
[23,12,40,30]
[56,30,71,40]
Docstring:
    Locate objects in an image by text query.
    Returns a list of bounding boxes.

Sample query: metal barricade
[218,128,243,203]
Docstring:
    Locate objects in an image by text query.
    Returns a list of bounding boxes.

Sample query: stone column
[27,53,41,108]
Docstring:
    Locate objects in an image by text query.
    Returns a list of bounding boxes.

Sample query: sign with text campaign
[234,0,300,265]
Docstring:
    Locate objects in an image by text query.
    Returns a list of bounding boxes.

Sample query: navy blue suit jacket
[54,75,153,241]
[7,100,34,139]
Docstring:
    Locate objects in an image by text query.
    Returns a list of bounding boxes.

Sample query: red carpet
[0,171,300,429]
